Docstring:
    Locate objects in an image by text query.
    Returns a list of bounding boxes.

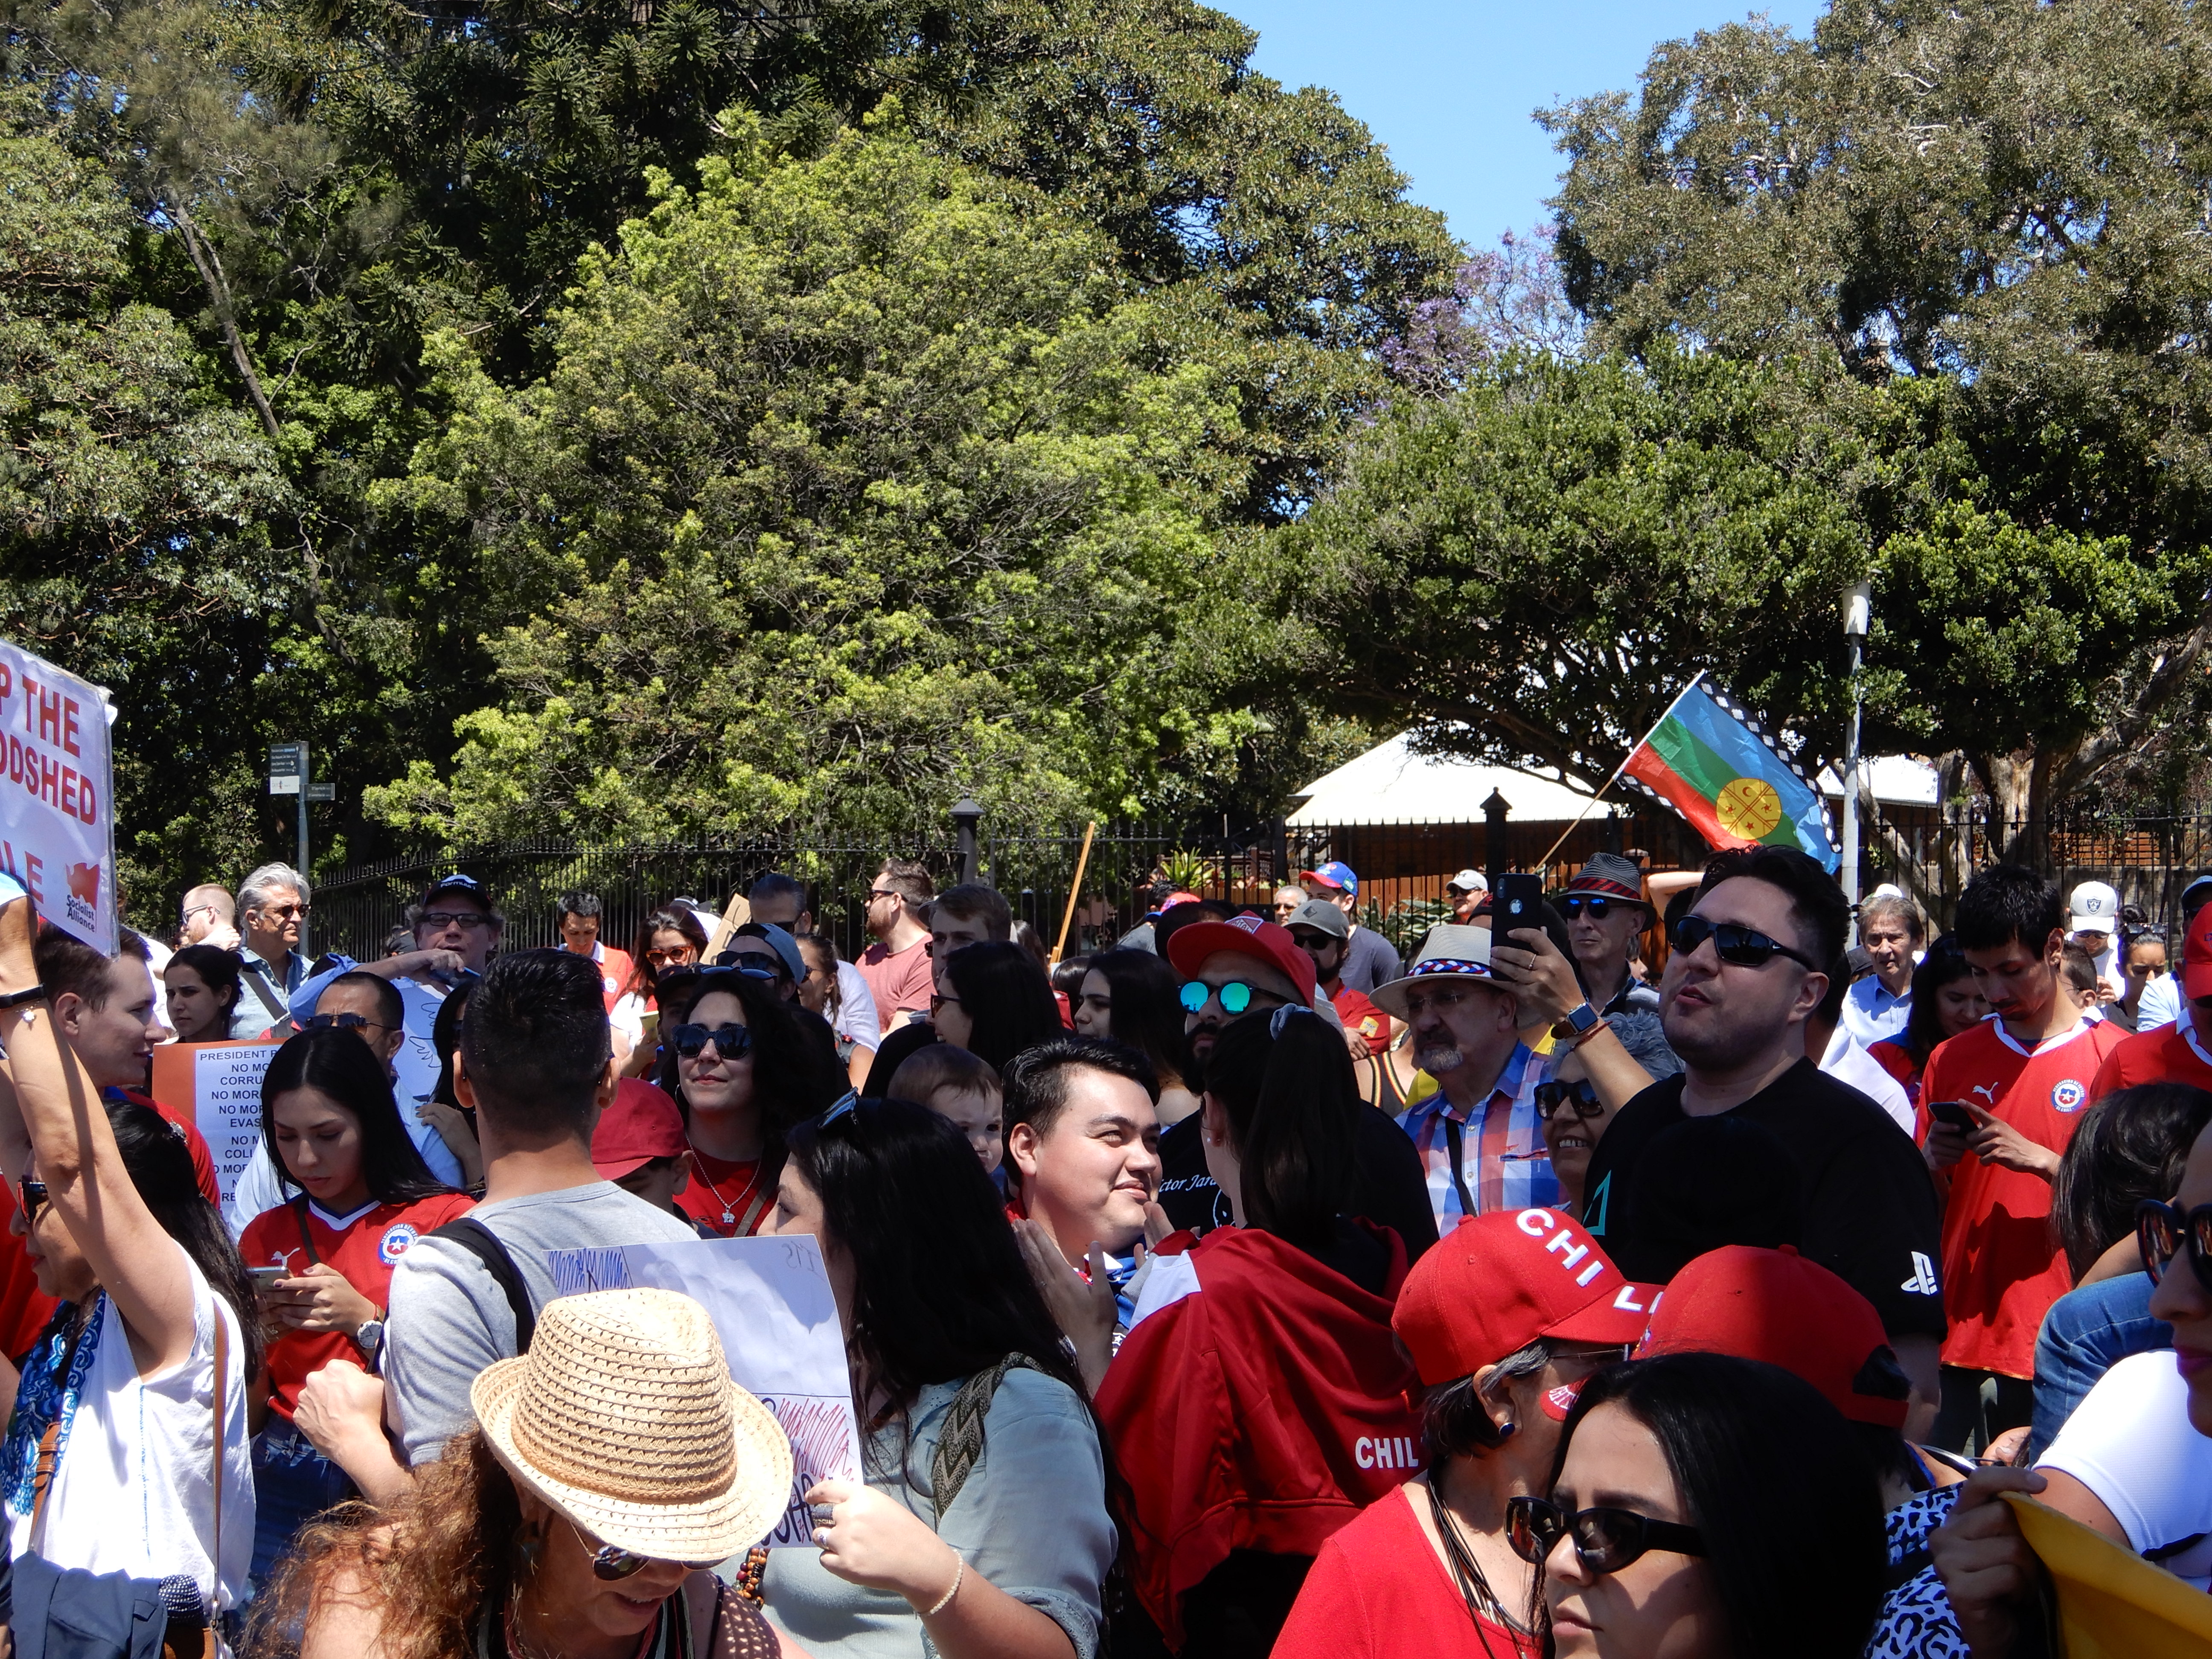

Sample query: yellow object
[2002,1492,2212,1657]
[1714,776,1784,839]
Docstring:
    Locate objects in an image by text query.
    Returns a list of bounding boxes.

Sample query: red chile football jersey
[239,1191,475,1417]
[1920,1018,2125,1378]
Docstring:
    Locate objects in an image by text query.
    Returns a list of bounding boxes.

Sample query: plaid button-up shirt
[1394,1042,1557,1232]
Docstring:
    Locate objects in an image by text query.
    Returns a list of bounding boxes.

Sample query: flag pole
[1050,821,1098,966]
[1534,672,1710,870]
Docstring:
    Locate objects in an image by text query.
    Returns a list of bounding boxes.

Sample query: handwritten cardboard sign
[150,1038,279,1204]
[0,642,114,951]
[549,1236,862,1548]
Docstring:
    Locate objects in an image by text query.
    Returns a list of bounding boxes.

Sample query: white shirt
[1818,1026,1915,1137]
[2038,1349,2212,1591]
[1840,975,1912,1048]
[832,960,881,1054]
[3,1250,253,1612]
[2138,971,2183,1032]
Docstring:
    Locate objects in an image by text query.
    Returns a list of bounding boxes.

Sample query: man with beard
[1369,924,1553,1232]
[1150,914,1434,1260]
[1577,846,1946,1435]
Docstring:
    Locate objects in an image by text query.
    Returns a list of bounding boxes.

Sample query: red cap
[1164,913,1318,1007]
[1392,1208,1659,1387]
[1635,1245,1909,1428]
[591,1079,687,1179]
[2184,902,2212,1001]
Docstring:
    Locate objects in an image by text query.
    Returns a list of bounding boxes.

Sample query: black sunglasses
[16,1177,46,1223]
[671,1022,752,1060]
[2138,1199,2212,1296]
[1534,1078,1604,1121]
[1561,895,1627,920]
[1505,1496,1706,1574]
[304,1011,393,1034]
[1668,914,1819,972]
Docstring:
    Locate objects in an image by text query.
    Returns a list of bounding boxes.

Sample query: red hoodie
[1096,1222,1421,1648]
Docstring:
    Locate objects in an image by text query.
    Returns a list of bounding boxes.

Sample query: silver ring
[809,1503,834,1526]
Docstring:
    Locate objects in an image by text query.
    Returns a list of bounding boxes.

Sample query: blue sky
[1217,0,1825,249]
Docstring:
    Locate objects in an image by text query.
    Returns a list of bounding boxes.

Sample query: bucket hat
[472,1288,794,1565]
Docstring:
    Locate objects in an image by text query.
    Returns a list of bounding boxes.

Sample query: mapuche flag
[1618,677,1839,872]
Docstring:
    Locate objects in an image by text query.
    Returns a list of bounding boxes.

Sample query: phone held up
[1492,873,1544,943]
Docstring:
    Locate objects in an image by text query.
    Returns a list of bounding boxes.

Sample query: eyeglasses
[1534,1078,1604,1121]
[305,1012,395,1035]
[866,887,901,902]
[1668,914,1819,972]
[1561,896,1625,920]
[672,1022,752,1061]
[419,911,490,931]
[2138,1199,2212,1295]
[16,1178,46,1223]
[257,903,310,921]
[1180,980,1256,1016]
[819,1089,862,1126]
[930,992,962,1015]
[1505,1496,1706,1574]
[180,903,219,925]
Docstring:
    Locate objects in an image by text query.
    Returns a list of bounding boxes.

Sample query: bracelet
[923,1556,963,1618]
[0,985,47,1011]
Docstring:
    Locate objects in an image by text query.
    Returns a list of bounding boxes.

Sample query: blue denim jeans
[2028,1272,2172,1461]
[251,1416,358,1588]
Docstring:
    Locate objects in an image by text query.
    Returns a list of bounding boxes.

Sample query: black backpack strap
[430,1217,536,1353]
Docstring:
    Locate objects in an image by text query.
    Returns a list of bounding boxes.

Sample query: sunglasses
[1561,895,1629,920]
[2138,1199,2212,1295]
[1505,1496,1706,1574]
[1534,1078,1604,1121]
[1668,914,1819,972]
[418,911,489,930]
[1179,980,1258,1016]
[646,946,698,965]
[672,1022,752,1060]
[304,1012,393,1034]
[819,1089,863,1126]
[258,903,310,921]
[576,1524,717,1581]
[16,1177,46,1224]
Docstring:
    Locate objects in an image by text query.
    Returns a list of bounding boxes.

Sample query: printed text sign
[151,1039,279,1204]
[0,642,113,951]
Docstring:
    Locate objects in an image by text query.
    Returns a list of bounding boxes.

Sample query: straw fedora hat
[471,1287,794,1564]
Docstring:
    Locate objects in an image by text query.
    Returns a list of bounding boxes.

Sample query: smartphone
[248,1266,290,1288]
[1492,873,1545,941]
[1927,1100,1976,1131]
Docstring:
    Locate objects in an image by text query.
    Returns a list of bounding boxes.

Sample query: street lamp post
[950,797,984,886]
[1842,580,1871,936]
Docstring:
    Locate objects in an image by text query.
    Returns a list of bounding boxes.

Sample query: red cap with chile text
[1635,1244,1911,1429]
[1393,1209,1658,1417]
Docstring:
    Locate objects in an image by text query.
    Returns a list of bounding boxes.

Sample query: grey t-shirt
[384,1181,699,1462]
[1339,926,1403,994]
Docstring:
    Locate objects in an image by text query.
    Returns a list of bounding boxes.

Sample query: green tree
[364,119,1237,845]
[1539,0,2212,830]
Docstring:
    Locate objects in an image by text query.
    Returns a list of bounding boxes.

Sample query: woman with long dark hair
[238,1027,474,1581]
[0,885,259,1634]
[1869,939,1988,1105]
[1099,1009,1426,1657]
[761,1098,1115,1658]
[612,905,710,1063]
[654,967,844,1237]
[1514,1353,1887,1659]
[163,943,244,1044]
[1072,949,1203,1125]
[863,940,1068,1097]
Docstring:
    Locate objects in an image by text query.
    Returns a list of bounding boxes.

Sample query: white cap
[1870,883,1906,900]
[2068,881,2121,930]
[1447,869,1488,894]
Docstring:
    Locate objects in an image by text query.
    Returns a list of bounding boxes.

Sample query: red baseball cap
[1164,912,1318,1007]
[1635,1245,1910,1429]
[591,1079,687,1179]
[2183,902,2212,1002]
[1393,1208,1658,1390]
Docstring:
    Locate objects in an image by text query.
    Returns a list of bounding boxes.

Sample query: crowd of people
[0,841,2210,1657]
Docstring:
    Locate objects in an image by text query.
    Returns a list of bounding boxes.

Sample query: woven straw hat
[471,1287,794,1564]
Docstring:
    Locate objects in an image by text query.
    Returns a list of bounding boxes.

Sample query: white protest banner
[151,1038,280,1204]
[550,1237,861,1548]
[0,640,113,951]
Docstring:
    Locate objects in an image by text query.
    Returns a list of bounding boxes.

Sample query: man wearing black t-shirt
[1580,846,1945,1436]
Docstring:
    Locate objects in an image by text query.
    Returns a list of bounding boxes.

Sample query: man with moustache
[1150,914,1434,1259]
[1578,846,1947,1434]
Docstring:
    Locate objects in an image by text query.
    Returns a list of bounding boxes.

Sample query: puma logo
[1970,1083,1999,1104]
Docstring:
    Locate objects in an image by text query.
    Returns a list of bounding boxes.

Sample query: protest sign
[0,640,114,951]
[550,1236,861,1548]
[151,1038,280,1204]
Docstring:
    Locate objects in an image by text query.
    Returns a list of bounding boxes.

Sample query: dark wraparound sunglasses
[671,1022,752,1060]
[305,1012,394,1035]
[1505,1496,1706,1574]
[1668,914,1819,972]
[1561,896,1628,920]
[2138,1199,2212,1295]
[1534,1079,1604,1121]
[17,1178,46,1223]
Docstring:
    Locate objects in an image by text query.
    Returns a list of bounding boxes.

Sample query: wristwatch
[354,1316,386,1364]
[1553,1001,1602,1042]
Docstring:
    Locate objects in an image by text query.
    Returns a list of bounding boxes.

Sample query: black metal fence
[297,805,2212,969]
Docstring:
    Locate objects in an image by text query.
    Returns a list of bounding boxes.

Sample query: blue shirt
[1841,975,1912,1048]
[282,957,466,1191]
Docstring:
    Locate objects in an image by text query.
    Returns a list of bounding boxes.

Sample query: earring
[1496,1421,1517,1441]
[515,1519,544,1575]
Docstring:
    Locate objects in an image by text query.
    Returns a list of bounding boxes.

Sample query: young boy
[590,1078,714,1236]
[888,1043,1005,1174]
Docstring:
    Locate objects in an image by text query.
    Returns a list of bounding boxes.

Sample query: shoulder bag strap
[211,1310,227,1619]
[430,1218,536,1353]
[929,1353,1041,1520]
[241,959,289,1029]
[290,1196,322,1266]
[29,1308,93,1550]
[1441,1117,1479,1220]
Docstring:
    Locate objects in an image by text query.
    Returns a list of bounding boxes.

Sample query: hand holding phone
[1492,873,1545,942]
[1927,1100,1975,1130]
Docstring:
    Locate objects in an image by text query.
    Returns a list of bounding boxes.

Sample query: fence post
[1483,789,1512,888]
[951,797,983,886]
